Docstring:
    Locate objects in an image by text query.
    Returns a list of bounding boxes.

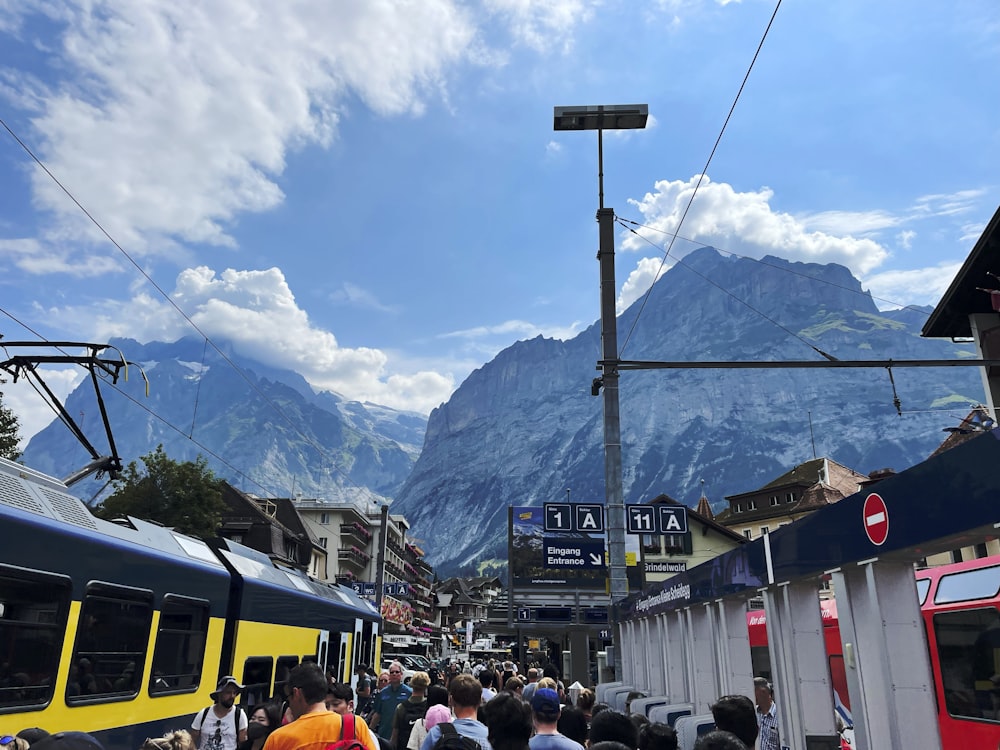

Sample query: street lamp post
[554,104,648,680]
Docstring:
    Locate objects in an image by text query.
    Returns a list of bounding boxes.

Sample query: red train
[746,554,1000,749]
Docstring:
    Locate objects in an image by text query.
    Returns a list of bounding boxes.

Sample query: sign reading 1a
[543,503,605,532]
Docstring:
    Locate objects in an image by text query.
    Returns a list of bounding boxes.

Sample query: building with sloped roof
[714,457,867,541]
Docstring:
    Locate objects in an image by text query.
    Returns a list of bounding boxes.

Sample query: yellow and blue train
[0,457,382,750]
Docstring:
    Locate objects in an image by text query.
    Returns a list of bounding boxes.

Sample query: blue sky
[1,0,997,443]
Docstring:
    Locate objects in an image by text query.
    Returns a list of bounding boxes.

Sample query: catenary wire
[0,118,386,507]
[620,0,784,356]
[0,304,278,498]
[617,217,839,361]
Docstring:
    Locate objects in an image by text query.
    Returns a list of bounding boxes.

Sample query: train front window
[149,596,209,695]
[933,607,1000,722]
[67,584,154,703]
[0,566,71,709]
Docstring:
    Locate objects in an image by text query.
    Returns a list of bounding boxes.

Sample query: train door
[350,618,364,689]
[316,630,330,674]
[335,631,350,683]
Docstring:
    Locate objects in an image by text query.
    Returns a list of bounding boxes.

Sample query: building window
[319,537,327,549]
[743,529,752,540]
[747,500,757,510]
[663,534,693,556]
[786,493,795,503]
[760,526,769,535]
[769,496,779,506]
[975,543,988,559]
[734,503,742,513]
[320,513,330,525]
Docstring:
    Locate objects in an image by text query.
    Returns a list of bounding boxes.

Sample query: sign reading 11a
[626,504,688,535]
[543,503,605,532]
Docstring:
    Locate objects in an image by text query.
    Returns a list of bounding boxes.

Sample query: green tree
[0,389,22,461]
[94,445,226,539]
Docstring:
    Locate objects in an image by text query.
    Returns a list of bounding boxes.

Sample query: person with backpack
[191,676,249,750]
[418,674,492,750]
[390,671,429,750]
[262,664,378,750]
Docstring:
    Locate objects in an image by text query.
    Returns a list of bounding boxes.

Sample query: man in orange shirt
[263,664,378,750]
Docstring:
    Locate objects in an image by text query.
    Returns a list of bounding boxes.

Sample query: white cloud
[2,1,482,259]
[797,209,902,235]
[486,0,596,52]
[442,318,584,342]
[37,266,457,414]
[330,283,397,314]
[618,256,669,313]
[625,175,891,274]
[862,262,964,311]
[2,367,85,447]
[0,237,123,276]
[896,229,916,249]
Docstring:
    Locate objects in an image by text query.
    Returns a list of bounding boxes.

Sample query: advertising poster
[510,505,609,589]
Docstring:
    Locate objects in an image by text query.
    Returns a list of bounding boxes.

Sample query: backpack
[431,723,481,750]
[324,714,367,750]
[197,704,245,744]
[396,700,428,749]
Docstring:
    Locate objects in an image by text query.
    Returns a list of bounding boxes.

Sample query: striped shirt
[757,702,779,750]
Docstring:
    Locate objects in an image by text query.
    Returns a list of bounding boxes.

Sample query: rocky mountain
[391,247,982,575]
[20,336,425,503]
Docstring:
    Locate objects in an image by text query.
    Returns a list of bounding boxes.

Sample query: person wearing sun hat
[192,675,249,750]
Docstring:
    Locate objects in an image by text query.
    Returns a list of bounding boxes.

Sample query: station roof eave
[922,203,1000,339]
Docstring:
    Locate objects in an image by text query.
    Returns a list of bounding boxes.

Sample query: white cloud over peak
[862,262,964,312]
[2,1,481,257]
[624,175,891,274]
[38,266,456,415]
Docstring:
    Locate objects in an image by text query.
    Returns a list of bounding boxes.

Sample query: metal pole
[598,204,626,680]
[374,502,389,614]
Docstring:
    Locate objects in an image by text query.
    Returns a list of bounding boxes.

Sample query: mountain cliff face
[391,248,981,574]
[20,337,425,503]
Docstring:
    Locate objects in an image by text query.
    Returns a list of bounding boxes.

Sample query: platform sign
[518,607,532,621]
[657,505,688,534]
[511,506,608,588]
[544,503,574,532]
[627,505,656,534]
[575,504,605,532]
[863,493,889,546]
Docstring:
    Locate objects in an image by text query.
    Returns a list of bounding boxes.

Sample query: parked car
[381,653,429,682]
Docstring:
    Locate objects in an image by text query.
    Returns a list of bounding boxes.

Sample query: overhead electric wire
[615,216,932,316]
[619,0,784,356]
[617,218,839,361]
[0,118,387,507]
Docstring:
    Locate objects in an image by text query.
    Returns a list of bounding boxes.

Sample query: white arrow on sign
[589,552,603,565]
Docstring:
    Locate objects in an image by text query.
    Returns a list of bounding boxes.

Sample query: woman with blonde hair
[140,730,196,750]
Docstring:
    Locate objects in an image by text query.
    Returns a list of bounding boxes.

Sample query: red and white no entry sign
[863,492,889,546]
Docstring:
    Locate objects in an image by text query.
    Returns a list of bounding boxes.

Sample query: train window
[274,656,300,700]
[933,607,1000,722]
[934,565,1000,605]
[916,578,931,606]
[149,595,210,695]
[67,583,154,703]
[241,657,273,706]
[0,566,71,709]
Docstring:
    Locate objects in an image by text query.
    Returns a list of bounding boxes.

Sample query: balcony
[340,522,372,546]
[338,545,371,569]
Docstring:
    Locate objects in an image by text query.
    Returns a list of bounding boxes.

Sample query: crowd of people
[0,658,793,750]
